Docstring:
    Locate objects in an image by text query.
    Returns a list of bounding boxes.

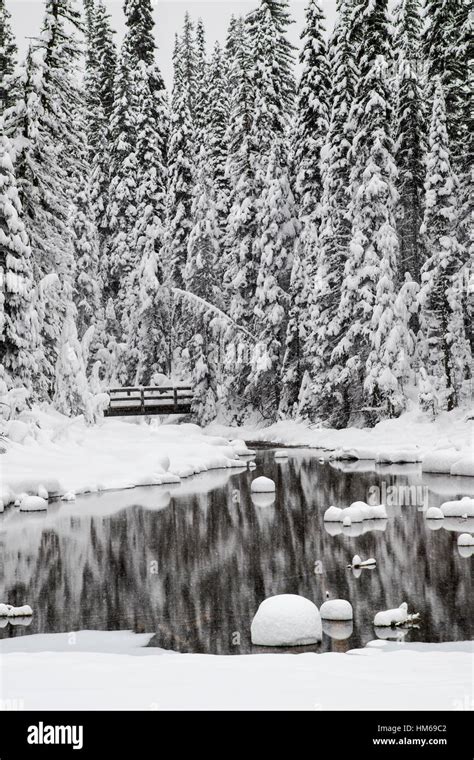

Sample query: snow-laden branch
[171,287,257,343]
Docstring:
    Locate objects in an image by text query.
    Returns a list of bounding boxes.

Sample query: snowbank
[0,406,244,506]
[0,632,470,710]
[251,595,322,646]
[208,407,473,476]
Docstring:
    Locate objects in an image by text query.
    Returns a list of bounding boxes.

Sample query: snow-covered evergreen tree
[300,0,359,421]
[393,0,426,281]
[418,78,470,411]
[164,36,195,289]
[207,41,230,241]
[119,0,169,383]
[194,18,208,135]
[179,12,197,112]
[222,17,258,416]
[85,0,117,240]
[282,0,330,415]
[422,0,469,162]
[54,300,93,420]
[5,0,83,397]
[247,142,298,418]
[0,0,17,113]
[183,145,221,423]
[332,1,405,423]
[292,0,330,220]
[72,172,102,344]
[0,137,38,395]
[247,0,296,184]
[104,42,138,314]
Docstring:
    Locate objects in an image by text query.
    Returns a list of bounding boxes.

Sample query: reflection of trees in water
[1,453,471,654]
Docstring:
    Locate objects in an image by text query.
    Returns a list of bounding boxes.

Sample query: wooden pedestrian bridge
[104,385,194,417]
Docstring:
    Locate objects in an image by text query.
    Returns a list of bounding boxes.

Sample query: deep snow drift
[0,631,470,710]
[209,407,473,476]
[0,407,250,506]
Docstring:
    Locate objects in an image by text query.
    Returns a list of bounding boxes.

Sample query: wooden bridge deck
[104,386,193,417]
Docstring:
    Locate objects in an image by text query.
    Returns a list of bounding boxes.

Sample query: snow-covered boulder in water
[374,603,409,627]
[19,495,48,512]
[230,439,255,456]
[320,599,353,621]
[324,506,342,522]
[8,605,33,617]
[251,476,275,493]
[324,502,386,523]
[0,604,33,617]
[425,506,444,520]
[440,497,474,518]
[274,450,289,459]
[251,594,322,646]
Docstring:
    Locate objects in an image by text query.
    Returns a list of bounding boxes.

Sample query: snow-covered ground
[209,407,473,475]
[0,406,249,506]
[0,631,471,710]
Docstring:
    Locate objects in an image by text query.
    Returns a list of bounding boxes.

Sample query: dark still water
[1,450,472,654]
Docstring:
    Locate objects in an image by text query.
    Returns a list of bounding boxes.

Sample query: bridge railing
[105,386,193,416]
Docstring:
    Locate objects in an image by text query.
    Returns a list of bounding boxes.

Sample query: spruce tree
[165,36,195,289]
[247,142,298,418]
[247,0,295,181]
[184,145,220,423]
[282,0,330,416]
[85,0,117,241]
[119,0,169,383]
[418,78,470,411]
[333,1,404,422]
[422,0,469,161]
[0,0,17,113]
[0,137,38,394]
[303,0,360,422]
[194,18,208,135]
[223,17,258,416]
[104,43,138,314]
[292,0,330,220]
[393,0,426,281]
[5,1,83,396]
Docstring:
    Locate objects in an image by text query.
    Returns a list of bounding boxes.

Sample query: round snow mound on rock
[251,594,322,646]
[251,476,276,493]
[320,599,353,621]
[425,506,444,520]
[324,506,342,522]
[274,450,289,459]
[19,495,48,512]
[457,533,474,547]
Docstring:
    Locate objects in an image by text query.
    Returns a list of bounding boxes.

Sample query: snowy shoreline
[209,407,473,476]
[0,407,249,508]
[1,405,473,509]
[1,631,471,710]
